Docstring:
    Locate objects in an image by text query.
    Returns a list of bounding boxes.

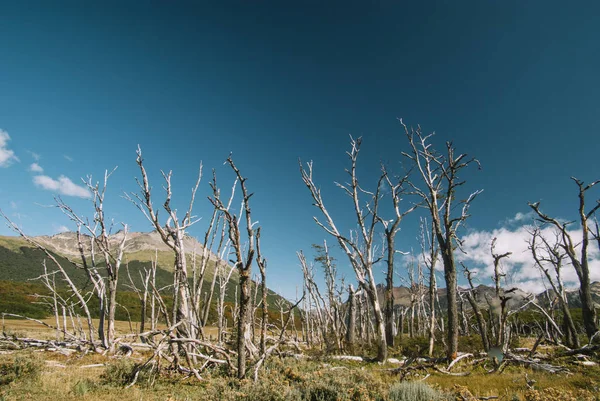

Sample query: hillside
[377,281,600,311]
[0,231,289,321]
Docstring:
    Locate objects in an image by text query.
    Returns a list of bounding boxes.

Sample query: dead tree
[127,146,203,339]
[298,251,329,349]
[490,238,512,348]
[56,170,128,350]
[529,228,580,348]
[126,263,151,338]
[313,242,346,351]
[216,256,235,344]
[529,177,600,340]
[378,166,416,347]
[3,168,128,350]
[300,136,389,361]
[462,264,490,351]
[419,218,439,356]
[208,156,259,379]
[1,211,97,347]
[402,120,482,359]
[256,228,268,355]
[346,284,357,352]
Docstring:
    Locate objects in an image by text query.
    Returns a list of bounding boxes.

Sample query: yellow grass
[2,317,219,340]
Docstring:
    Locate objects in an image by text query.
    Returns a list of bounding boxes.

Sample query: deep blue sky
[1,1,599,298]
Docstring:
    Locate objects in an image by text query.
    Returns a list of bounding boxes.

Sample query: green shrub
[458,334,484,353]
[100,359,154,387]
[389,381,449,401]
[72,378,97,396]
[101,359,134,386]
[0,354,43,386]
[394,336,435,358]
[305,382,342,401]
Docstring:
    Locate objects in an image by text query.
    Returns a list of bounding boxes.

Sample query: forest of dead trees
[1,120,600,383]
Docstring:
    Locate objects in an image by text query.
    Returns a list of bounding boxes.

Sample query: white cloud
[33,175,91,198]
[9,201,17,209]
[0,129,19,167]
[505,211,535,225]
[29,163,44,173]
[458,223,600,293]
[64,155,73,162]
[53,224,70,233]
[27,150,41,161]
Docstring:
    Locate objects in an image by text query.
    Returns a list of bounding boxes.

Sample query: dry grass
[1,348,599,401]
[1,332,599,400]
[2,318,219,340]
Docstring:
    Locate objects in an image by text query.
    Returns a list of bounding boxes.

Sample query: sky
[1,1,599,299]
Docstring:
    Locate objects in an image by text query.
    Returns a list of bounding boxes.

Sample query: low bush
[389,381,450,401]
[0,354,43,386]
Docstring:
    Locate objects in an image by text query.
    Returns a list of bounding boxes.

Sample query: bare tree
[57,170,128,350]
[490,238,511,349]
[209,155,259,379]
[378,166,416,346]
[401,120,482,359]
[300,137,389,361]
[529,177,600,340]
[1,211,99,347]
[298,250,330,350]
[127,146,203,339]
[462,264,490,352]
[345,284,357,352]
[419,218,439,356]
[126,263,151,338]
[256,228,268,355]
[529,228,580,348]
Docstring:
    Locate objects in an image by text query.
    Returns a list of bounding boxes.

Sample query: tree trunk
[107,278,118,348]
[580,276,597,340]
[385,232,395,347]
[466,292,489,351]
[237,269,251,379]
[174,253,192,338]
[98,293,107,348]
[346,285,356,352]
[260,270,268,355]
[366,278,387,362]
[443,251,459,359]
[428,267,436,356]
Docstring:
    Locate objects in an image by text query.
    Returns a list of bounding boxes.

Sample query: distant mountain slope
[0,233,209,290]
[0,232,290,317]
[34,230,220,265]
[377,281,600,311]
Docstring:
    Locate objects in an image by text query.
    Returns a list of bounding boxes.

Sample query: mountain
[377,282,600,311]
[537,282,600,308]
[34,230,220,264]
[0,231,289,320]
[0,231,219,289]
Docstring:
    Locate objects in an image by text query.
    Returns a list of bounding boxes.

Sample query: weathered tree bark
[346,284,356,352]
[384,233,396,347]
[424,220,438,356]
[256,228,268,355]
[443,251,459,358]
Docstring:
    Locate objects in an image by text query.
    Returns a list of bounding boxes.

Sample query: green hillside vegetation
[0,236,291,327]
